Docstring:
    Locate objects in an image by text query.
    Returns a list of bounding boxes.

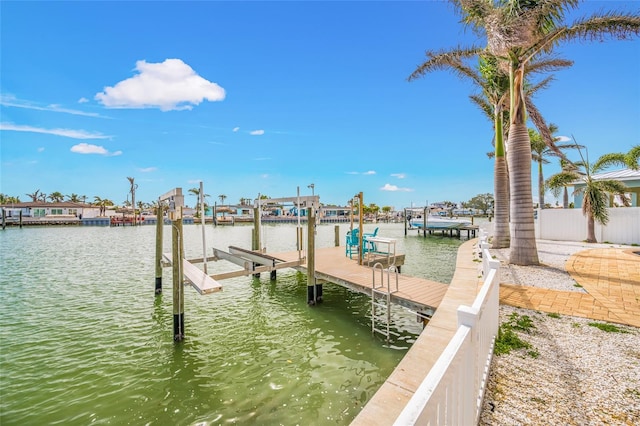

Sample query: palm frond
[592,153,628,173]
[407,46,484,82]
[625,145,640,169]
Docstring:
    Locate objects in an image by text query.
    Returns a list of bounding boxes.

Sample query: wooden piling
[172,209,185,341]
[252,207,261,277]
[1,209,5,230]
[155,204,163,294]
[307,207,319,304]
[334,225,340,247]
[19,210,22,228]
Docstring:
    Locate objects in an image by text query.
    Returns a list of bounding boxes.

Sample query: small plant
[631,243,639,247]
[494,328,530,355]
[572,322,581,328]
[494,312,537,356]
[573,283,583,288]
[588,322,628,333]
[508,312,535,333]
[547,312,561,319]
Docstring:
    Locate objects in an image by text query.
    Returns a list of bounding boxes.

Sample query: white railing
[394,233,500,425]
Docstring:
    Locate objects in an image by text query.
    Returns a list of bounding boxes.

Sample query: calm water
[0,222,463,425]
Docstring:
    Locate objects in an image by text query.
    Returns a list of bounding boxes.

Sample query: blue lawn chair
[346,228,360,259]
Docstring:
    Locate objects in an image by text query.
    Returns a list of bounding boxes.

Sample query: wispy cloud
[37,147,45,152]
[380,183,413,192]
[250,129,265,136]
[95,58,226,111]
[78,97,89,103]
[391,173,406,179]
[556,135,572,142]
[139,167,157,172]
[346,170,377,175]
[1,122,111,140]
[233,127,240,132]
[260,174,269,179]
[71,143,122,156]
[0,95,105,118]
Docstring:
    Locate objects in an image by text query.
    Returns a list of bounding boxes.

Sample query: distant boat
[409,215,471,229]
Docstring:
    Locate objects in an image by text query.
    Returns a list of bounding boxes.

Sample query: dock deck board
[270,246,448,311]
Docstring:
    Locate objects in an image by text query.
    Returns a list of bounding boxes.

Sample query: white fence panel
[394,237,499,425]
[539,207,639,245]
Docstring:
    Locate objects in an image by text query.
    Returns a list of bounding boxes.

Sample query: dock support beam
[1,209,5,230]
[307,207,321,304]
[252,206,261,277]
[154,204,163,294]
[172,210,185,341]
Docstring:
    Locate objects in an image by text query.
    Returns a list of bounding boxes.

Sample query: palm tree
[48,191,65,203]
[127,177,137,224]
[25,189,41,202]
[444,0,640,264]
[547,143,636,243]
[93,196,114,216]
[530,125,582,208]
[66,193,82,203]
[410,50,572,248]
[188,188,210,218]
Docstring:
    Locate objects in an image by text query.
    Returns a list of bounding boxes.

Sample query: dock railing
[393,231,499,425]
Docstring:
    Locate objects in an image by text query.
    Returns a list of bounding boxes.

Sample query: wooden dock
[270,246,448,314]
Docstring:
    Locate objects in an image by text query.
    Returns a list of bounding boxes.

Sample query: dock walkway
[271,246,448,315]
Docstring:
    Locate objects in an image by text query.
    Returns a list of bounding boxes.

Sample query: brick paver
[500,248,640,327]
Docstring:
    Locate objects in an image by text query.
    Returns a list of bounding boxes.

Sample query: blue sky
[1,1,639,210]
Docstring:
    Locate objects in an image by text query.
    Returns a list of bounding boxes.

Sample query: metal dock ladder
[371,262,399,342]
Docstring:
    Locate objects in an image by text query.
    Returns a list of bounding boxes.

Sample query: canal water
[0,222,463,425]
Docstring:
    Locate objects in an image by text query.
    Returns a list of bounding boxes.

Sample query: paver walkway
[499,248,640,328]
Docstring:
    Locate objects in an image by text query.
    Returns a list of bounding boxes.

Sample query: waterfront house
[0,201,100,219]
[572,169,640,208]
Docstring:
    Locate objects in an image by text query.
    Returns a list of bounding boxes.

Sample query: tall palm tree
[127,177,137,225]
[530,125,582,208]
[410,50,571,248]
[547,144,636,243]
[188,187,210,218]
[66,193,82,203]
[93,196,114,216]
[446,0,639,264]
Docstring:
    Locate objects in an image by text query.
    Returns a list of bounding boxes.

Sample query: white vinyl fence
[393,232,500,425]
[536,207,640,245]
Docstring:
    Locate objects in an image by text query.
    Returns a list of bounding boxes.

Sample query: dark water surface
[0,223,462,425]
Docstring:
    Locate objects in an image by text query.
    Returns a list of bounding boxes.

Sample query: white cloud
[391,173,406,179]
[139,167,157,172]
[250,129,265,136]
[556,135,572,142]
[364,170,376,175]
[380,183,413,192]
[78,97,89,103]
[346,171,359,175]
[260,174,269,179]
[95,58,226,111]
[0,122,110,139]
[233,127,240,132]
[37,147,45,152]
[71,143,122,156]
[0,95,103,117]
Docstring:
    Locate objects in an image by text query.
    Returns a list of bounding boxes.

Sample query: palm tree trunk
[492,108,510,248]
[538,160,544,209]
[508,123,540,265]
[563,187,569,208]
[508,64,539,265]
[586,213,597,243]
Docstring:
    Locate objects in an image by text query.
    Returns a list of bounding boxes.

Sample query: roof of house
[573,168,640,185]
[0,201,93,208]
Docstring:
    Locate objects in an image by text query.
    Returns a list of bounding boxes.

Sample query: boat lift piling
[154,204,164,294]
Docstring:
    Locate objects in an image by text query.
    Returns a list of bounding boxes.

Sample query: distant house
[0,201,100,219]
[572,169,640,208]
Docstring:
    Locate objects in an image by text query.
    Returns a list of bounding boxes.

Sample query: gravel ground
[479,239,640,425]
